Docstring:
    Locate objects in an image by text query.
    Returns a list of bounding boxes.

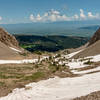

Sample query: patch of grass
[48,64,67,73]
[0,82,5,86]
[19,52,28,56]
[21,44,35,49]
[34,51,42,55]
[0,72,7,79]
[23,72,45,81]
[0,72,24,79]
[48,65,57,73]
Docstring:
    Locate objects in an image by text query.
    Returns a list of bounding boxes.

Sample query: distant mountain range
[79,25,99,30]
[0,21,100,37]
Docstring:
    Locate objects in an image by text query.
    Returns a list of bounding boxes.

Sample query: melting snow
[1,72,100,100]
[0,56,49,64]
[0,59,38,64]
[64,50,83,58]
[72,66,100,74]
[9,47,22,53]
[86,55,100,62]
[67,61,88,69]
[0,50,100,99]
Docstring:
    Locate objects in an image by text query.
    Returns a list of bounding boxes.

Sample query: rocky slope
[0,28,24,59]
[73,27,100,58]
[88,27,100,46]
[0,41,20,59]
[0,28,19,47]
[73,40,100,58]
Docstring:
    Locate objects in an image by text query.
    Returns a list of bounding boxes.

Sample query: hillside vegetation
[15,35,89,52]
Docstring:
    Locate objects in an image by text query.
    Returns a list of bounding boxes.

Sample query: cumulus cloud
[73,14,79,20]
[30,14,35,22]
[50,9,60,15]
[36,14,42,21]
[80,9,86,20]
[88,12,100,19]
[29,9,100,22]
[29,9,72,22]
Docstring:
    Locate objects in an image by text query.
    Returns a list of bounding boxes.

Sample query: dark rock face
[88,27,100,46]
[0,28,19,47]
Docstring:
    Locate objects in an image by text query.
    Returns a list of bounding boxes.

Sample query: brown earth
[73,91,100,100]
[0,28,19,47]
[73,40,100,58]
[88,27,100,46]
[72,27,100,58]
[0,27,29,59]
[0,41,21,59]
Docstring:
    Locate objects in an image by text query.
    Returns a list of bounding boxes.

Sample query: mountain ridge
[0,28,24,59]
[88,27,100,46]
[0,28,19,47]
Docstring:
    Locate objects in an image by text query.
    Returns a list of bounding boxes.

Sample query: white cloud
[30,14,36,22]
[88,12,94,18]
[80,9,86,20]
[50,9,60,15]
[29,9,100,22]
[73,14,79,20]
[49,14,57,21]
[36,14,42,21]
[88,12,100,19]
[29,9,71,22]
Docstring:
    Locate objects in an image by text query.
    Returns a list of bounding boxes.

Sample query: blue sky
[0,0,100,24]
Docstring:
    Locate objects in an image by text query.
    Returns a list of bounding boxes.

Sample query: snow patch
[9,47,22,53]
[67,61,88,69]
[86,55,100,62]
[0,56,49,64]
[0,59,38,64]
[1,72,100,100]
[72,66,100,74]
[64,50,83,58]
